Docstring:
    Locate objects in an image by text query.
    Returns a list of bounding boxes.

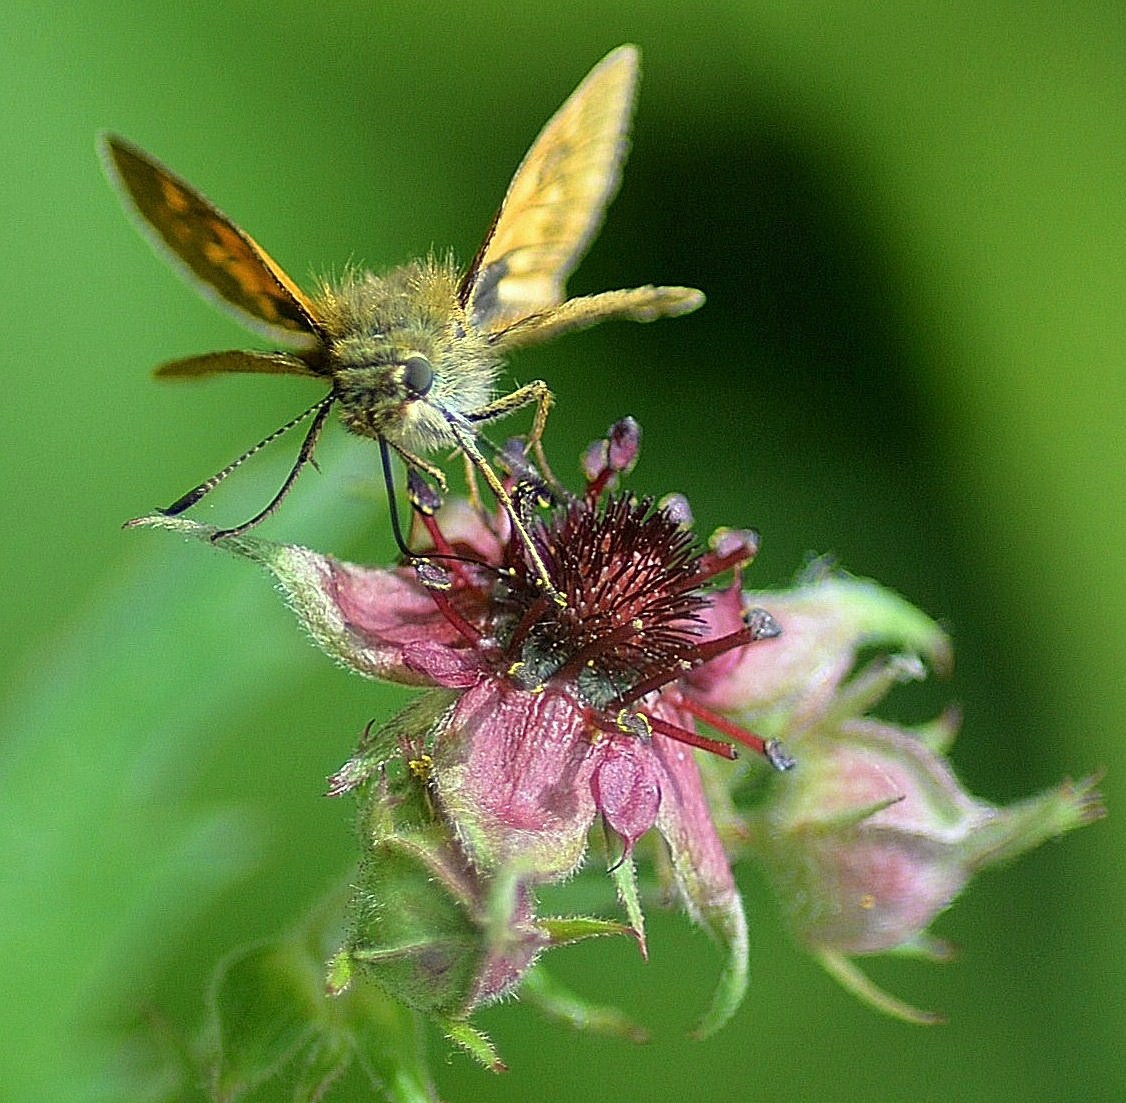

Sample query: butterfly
[102,44,704,600]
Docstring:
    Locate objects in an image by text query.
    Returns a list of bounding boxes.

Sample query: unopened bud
[745,715,1103,1021]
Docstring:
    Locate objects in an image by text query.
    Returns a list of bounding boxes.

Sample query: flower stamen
[644,711,738,760]
[677,694,794,769]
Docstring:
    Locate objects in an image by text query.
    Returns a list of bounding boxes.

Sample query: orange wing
[459,45,639,332]
[154,350,320,379]
[101,134,323,345]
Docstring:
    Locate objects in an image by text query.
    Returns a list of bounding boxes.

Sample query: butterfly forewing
[101,134,323,345]
[460,44,640,331]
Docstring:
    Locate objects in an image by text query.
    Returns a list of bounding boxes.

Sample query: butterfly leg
[386,440,449,493]
[466,380,560,493]
[443,417,564,606]
[460,451,485,512]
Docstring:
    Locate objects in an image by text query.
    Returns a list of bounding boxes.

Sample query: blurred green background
[2,2,1123,1100]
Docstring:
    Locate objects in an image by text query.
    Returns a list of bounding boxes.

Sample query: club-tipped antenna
[161,396,333,533]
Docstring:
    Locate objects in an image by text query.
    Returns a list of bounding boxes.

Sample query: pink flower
[679,553,1103,1027]
[136,420,790,1038]
[131,419,1103,1046]
[744,705,1103,1023]
[686,564,952,731]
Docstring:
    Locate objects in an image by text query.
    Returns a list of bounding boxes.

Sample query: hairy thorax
[315,257,503,454]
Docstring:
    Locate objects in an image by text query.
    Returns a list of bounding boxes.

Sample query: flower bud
[744,714,1103,1022]
[327,745,635,1058]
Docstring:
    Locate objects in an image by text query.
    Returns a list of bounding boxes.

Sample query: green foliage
[206,926,437,1103]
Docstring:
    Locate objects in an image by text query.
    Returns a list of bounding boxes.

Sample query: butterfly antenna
[209,396,335,539]
[161,394,334,517]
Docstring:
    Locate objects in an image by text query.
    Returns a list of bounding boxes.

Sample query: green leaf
[209,940,328,1101]
[205,925,440,1103]
[287,1033,353,1103]
[342,989,438,1103]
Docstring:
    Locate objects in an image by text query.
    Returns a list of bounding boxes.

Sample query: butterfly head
[332,340,434,433]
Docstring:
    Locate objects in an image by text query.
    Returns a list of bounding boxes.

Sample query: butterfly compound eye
[401,355,434,399]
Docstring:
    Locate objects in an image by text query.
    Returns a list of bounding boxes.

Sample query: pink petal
[320,557,472,684]
[591,742,662,852]
[649,703,738,914]
[401,640,483,688]
[433,681,599,881]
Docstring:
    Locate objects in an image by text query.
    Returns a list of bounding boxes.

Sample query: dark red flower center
[411,427,792,768]
[496,495,710,709]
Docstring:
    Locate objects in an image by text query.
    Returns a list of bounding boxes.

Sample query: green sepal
[325,949,355,997]
[608,853,647,958]
[825,652,932,724]
[538,915,635,944]
[883,932,956,963]
[329,691,457,795]
[793,570,953,676]
[801,793,909,835]
[961,773,1105,870]
[435,1018,506,1073]
[815,949,944,1026]
[688,889,749,1041]
[341,826,483,1017]
[340,784,551,1022]
[904,707,961,756]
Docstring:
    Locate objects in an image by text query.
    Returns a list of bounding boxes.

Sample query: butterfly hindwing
[154,350,320,380]
[101,134,322,344]
[459,44,640,332]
